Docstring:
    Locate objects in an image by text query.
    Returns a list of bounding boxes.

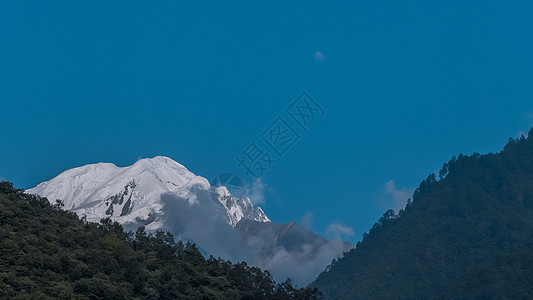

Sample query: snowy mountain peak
[27,156,269,230]
[26,156,354,286]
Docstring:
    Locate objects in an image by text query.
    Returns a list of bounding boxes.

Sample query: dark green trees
[312,129,533,299]
[0,182,321,299]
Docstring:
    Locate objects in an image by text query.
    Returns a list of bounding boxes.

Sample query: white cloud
[158,189,255,263]
[257,238,350,286]
[325,222,355,239]
[159,189,351,287]
[314,51,325,61]
[382,180,415,213]
[246,178,267,205]
[299,212,314,229]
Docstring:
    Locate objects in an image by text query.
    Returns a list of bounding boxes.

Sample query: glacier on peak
[27,156,270,230]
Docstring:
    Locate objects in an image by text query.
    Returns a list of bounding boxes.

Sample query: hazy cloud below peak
[159,191,351,286]
[299,212,314,229]
[325,222,355,240]
[159,191,256,262]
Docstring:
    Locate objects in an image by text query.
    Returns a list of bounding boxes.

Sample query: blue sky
[1,1,533,243]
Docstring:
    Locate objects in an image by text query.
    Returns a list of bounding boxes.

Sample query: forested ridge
[0,182,321,299]
[312,128,533,299]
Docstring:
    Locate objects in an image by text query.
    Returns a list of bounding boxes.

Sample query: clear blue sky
[1,1,533,243]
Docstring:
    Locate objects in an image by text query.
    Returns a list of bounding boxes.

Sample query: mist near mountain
[156,190,352,286]
[27,156,351,286]
[0,182,321,299]
[237,219,353,286]
[157,188,255,264]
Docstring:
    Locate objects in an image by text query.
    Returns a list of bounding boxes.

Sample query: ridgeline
[312,128,533,299]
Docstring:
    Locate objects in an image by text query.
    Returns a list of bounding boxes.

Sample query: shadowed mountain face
[312,128,533,299]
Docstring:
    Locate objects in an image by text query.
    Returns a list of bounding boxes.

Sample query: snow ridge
[27,156,269,230]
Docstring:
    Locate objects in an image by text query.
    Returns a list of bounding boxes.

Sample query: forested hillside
[0,182,321,299]
[312,128,533,299]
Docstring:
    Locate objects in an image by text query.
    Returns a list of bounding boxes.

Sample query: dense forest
[0,182,321,299]
[312,128,533,299]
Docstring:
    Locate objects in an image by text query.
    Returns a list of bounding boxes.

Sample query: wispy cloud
[246,178,268,205]
[314,51,325,61]
[299,212,314,229]
[257,237,350,286]
[158,186,254,263]
[325,222,355,240]
[381,180,415,213]
[158,189,350,286]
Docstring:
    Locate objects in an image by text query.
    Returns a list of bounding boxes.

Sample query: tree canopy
[312,128,533,299]
[0,181,321,299]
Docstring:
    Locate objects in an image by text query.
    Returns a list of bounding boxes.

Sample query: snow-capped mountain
[27,156,352,285]
[27,156,269,230]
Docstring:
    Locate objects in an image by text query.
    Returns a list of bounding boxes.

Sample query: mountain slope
[312,129,533,299]
[27,156,269,231]
[26,156,349,286]
[0,182,321,299]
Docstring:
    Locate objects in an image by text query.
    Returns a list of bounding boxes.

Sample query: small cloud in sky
[300,212,314,229]
[382,180,415,213]
[314,51,325,61]
[326,222,355,240]
[246,178,267,205]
